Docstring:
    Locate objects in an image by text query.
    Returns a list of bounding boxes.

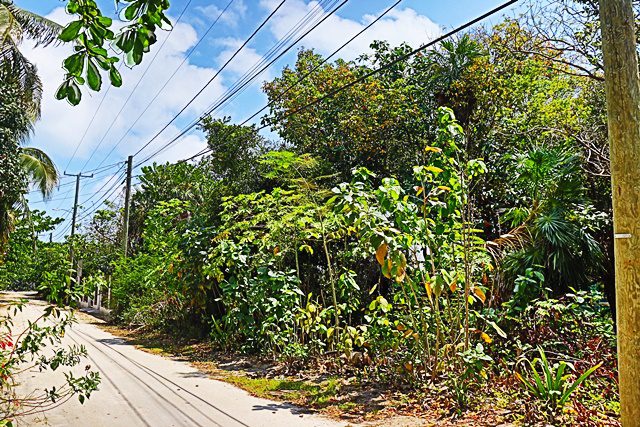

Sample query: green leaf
[63,53,84,75]
[67,81,82,106]
[124,1,143,21]
[97,16,113,27]
[86,59,102,91]
[558,363,601,406]
[59,20,83,42]
[66,1,79,13]
[109,66,122,87]
[55,82,68,100]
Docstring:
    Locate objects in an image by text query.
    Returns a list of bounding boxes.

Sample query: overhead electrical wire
[135,0,349,166]
[61,0,286,234]
[140,0,395,166]
[142,0,517,166]
[79,166,127,207]
[133,0,393,186]
[44,162,123,213]
[256,0,518,131]
[240,0,402,126]
[90,0,238,172]
[68,0,518,232]
[52,165,126,237]
[62,66,121,172]
[53,170,126,238]
[75,184,125,225]
[78,0,195,173]
[130,0,289,159]
[94,0,335,172]
[194,0,341,123]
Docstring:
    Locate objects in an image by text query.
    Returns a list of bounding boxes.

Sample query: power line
[79,166,127,207]
[54,169,126,239]
[195,0,340,123]
[83,160,127,174]
[78,0,195,173]
[32,162,122,213]
[72,0,519,229]
[240,0,402,126]
[90,0,237,172]
[135,0,349,166]
[62,65,122,172]
[131,0,289,159]
[144,0,517,166]
[256,0,519,132]
[76,184,125,225]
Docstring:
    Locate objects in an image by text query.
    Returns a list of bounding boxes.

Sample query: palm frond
[0,40,42,120]
[0,3,53,119]
[20,147,59,200]
[7,5,61,47]
[1,3,23,45]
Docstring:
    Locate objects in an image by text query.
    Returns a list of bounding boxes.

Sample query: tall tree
[0,0,61,115]
[599,0,640,424]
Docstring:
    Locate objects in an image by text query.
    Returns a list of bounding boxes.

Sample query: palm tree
[0,0,61,118]
[20,147,59,199]
[426,34,484,127]
[494,146,603,298]
[0,0,61,248]
[0,146,59,250]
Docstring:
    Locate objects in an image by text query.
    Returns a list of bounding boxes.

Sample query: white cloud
[260,0,441,60]
[21,8,226,172]
[214,36,274,82]
[196,0,247,28]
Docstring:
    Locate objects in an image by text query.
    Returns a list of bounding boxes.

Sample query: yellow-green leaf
[375,243,388,266]
[473,287,487,303]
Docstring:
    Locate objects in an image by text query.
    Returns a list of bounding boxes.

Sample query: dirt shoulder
[90,321,515,427]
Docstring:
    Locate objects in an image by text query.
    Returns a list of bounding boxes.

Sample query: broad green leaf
[63,53,84,75]
[67,80,82,105]
[59,20,83,42]
[86,59,102,91]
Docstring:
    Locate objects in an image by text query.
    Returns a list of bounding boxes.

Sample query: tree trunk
[599,1,640,424]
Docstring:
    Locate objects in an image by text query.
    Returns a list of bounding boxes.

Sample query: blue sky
[17,0,519,239]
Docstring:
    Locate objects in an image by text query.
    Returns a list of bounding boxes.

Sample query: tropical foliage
[1,2,623,425]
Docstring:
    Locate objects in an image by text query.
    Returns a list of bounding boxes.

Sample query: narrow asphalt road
[9,294,346,427]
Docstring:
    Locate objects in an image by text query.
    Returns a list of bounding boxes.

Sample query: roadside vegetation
[0,0,629,425]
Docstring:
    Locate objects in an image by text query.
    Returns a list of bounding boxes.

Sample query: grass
[97,323,353,413]
[218,374,343,407]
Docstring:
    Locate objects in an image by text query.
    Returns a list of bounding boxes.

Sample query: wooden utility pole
[599,1,640,424]
[122,155,133,257]
[64,171,94,237]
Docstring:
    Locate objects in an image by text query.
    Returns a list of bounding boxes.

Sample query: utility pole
[64,171,94,237]
[122,155,133,257]
[599,1,640,424]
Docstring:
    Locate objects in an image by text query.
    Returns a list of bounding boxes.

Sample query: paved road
[10,295,345,427]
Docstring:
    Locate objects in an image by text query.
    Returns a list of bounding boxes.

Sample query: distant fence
[76,259,112,318]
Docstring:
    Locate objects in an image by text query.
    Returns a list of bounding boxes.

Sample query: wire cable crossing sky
[18,0,519,239]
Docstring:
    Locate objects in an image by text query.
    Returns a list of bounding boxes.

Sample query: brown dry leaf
[376,243,388,266]
[473,287,486,303]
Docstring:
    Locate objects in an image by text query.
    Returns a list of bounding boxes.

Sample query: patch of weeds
[220,373,343,409]
[338,402,358,411]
